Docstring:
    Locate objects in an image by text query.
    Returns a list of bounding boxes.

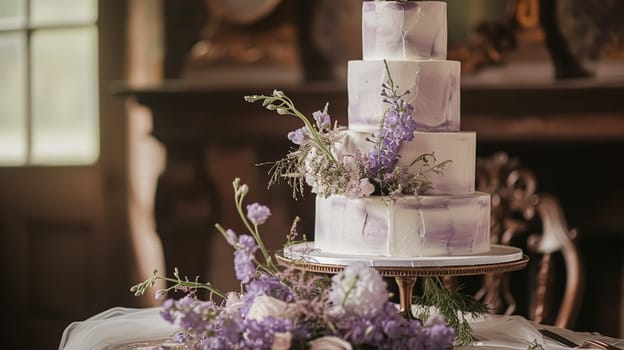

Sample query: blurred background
[0,0,623,348]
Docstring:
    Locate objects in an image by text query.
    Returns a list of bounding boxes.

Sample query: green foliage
[414,276,487,346]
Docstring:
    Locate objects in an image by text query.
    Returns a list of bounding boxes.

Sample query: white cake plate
[276,242,529,319]
[281,242,524,268]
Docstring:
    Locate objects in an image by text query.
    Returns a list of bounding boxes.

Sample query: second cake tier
[348,59,460,131]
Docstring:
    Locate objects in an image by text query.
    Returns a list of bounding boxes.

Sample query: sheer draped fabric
[58,307,177,350]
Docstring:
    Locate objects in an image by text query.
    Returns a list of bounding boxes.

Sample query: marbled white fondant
[362,1,447,60]
[315,194,491,257]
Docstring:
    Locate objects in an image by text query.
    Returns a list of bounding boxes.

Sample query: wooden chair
[473,151,584,329]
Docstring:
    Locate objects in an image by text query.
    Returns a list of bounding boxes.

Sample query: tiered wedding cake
[314,1,491,257]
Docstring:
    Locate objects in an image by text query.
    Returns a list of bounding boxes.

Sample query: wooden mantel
[118,78,624,337]
[118,79,624,141]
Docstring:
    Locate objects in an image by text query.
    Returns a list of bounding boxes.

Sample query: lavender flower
[234,235,258,283]
[367,61,418,177]
[244,273,294,306]
[287,127,309,145]
[242,316,296,350]
[246,203,272,225]
[176,295,195,309]
[312,103,331,130]
[179,308,205,333]
[160,298,176,323]
[367,98,417,174]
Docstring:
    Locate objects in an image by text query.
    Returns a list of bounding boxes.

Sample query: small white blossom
[341,155,359,173]
[224,292,244,314]
[309,336,353,350]
[359,178,375,197]
[247,295,295,321]
[328,263,387,318]
[345,179,361,197]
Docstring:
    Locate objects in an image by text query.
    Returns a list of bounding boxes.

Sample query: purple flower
[384,109,399,126]
[176,295,194,309]
[179,309,205,333]
[287,127,309,145]
[382,318,404,339]
[240,317,292,349]
[234,250,256,284]
[244,273,294,307]
[367,97,417,175]
[160,299,176,323]
[238,234,258,252]
[246,202,272,225]
[233,235,258,283]
[313,108,331,129]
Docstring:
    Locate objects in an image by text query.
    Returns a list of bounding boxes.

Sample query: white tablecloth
[58,307,624,350]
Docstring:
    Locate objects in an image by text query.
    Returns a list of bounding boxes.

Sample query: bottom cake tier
[314,193,491,257]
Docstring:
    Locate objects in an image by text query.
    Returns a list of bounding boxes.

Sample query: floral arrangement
[132,179,456,349]
[130,61,488,348]
[244,60,450,200]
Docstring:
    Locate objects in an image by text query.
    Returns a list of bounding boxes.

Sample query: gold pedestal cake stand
[276,243,529,319]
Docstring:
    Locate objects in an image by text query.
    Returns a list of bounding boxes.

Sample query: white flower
[305,173,316,187]
[272,332,292,350]
[246,295,294,321]
[328,263,387,318]
[345,179,361,197]
[224,292,244,314]
[309,336,353,350]
[359,178,375,197]
[341,155,359,173]
[303,146,338,195]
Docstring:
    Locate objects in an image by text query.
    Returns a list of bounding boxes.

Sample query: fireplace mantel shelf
[117,78,624,142]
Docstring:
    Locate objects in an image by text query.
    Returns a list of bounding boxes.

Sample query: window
[0,0,98,166]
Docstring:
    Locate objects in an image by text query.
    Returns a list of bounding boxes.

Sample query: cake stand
[276,243,529,319]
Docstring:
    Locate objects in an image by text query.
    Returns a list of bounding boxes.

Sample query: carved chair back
[474,152,584,328]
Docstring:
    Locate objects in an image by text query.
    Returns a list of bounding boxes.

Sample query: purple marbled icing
[362,1,447,60]
[314,194,491,257]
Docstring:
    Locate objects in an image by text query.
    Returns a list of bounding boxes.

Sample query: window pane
[0,32,26,165]
[31,27,99,165]
[0,0,25,29]
[30,0,97,26]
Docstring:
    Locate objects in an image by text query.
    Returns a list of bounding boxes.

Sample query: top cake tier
[362,1,447,60]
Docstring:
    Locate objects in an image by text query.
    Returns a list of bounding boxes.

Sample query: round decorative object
[187,0,301,84]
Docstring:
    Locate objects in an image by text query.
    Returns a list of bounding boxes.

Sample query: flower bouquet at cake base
[133,178,457,350]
